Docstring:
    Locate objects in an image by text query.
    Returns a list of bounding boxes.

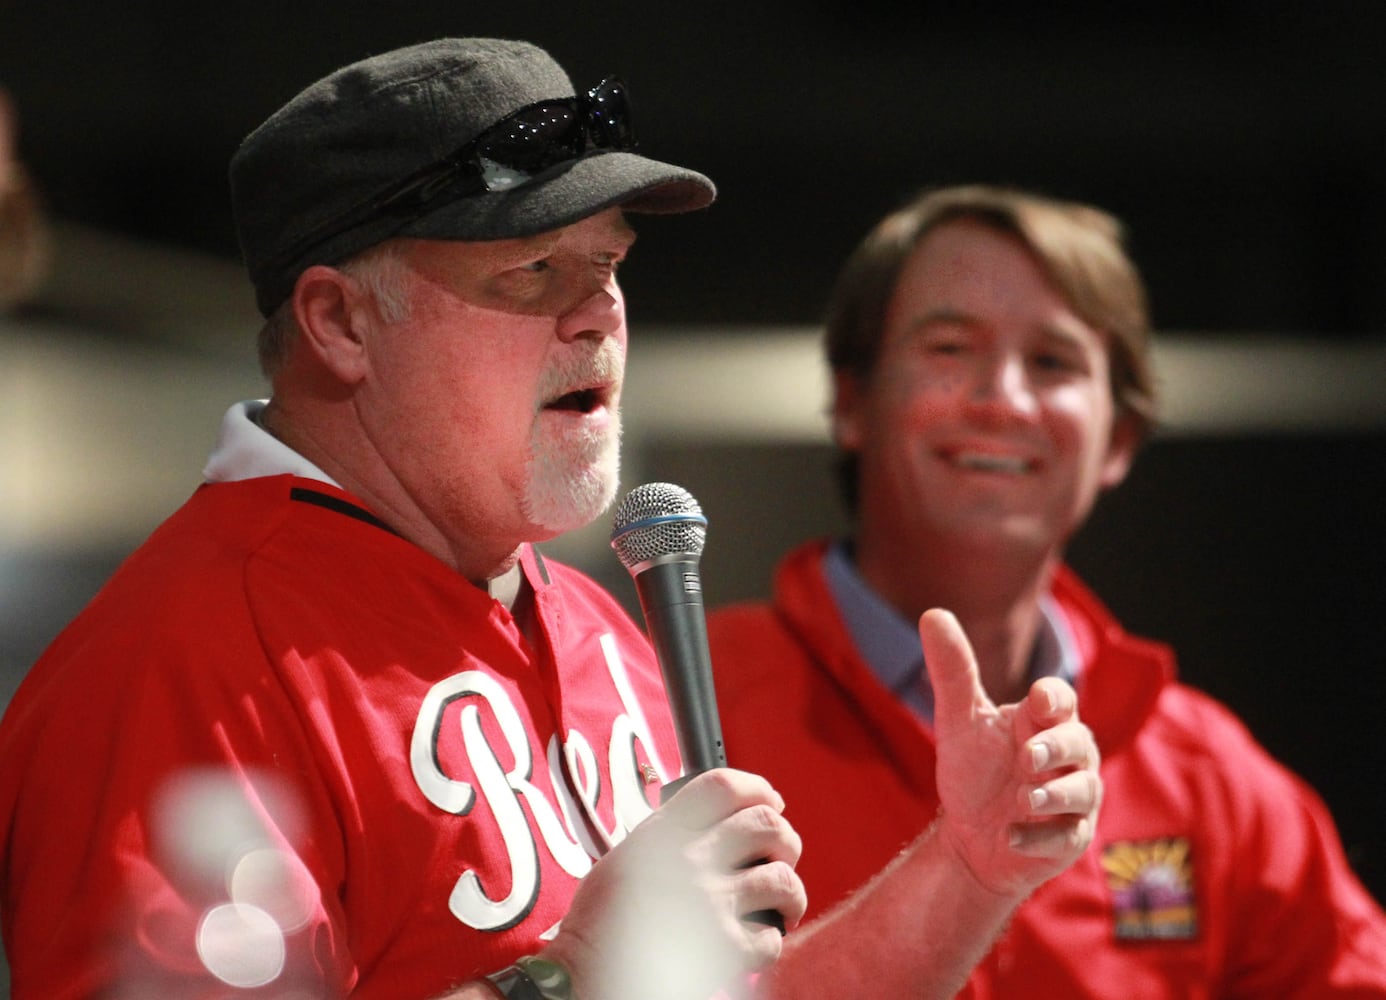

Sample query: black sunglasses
[276,77,637,267]
[383,75,637,209]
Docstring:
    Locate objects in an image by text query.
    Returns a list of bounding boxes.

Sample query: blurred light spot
[196,902,285,988]
[230,845,318,933]
[152,767,306,893]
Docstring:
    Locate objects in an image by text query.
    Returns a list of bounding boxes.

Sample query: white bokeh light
[230,844,318,934]
[196,901,286,988]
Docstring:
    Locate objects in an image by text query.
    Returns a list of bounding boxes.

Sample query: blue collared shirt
[822,539,1079,724]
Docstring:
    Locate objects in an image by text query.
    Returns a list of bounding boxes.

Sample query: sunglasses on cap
[383,75,636,209]
[277,76,637,267]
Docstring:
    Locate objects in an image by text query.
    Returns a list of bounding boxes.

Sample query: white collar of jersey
[206,400,528,610]
[202,400,339,487]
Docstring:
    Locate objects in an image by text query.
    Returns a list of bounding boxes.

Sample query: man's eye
[1035,352,1080,372]
[919,338,966,356]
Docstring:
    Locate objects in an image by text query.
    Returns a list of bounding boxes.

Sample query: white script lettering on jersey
[408,632,672,931]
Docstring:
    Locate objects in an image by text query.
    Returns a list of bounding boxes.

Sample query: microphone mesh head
[610,482,707,569]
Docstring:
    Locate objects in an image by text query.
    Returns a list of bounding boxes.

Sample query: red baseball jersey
[0,475,682,998]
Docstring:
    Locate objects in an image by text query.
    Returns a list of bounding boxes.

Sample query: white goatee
[522,340,624,533]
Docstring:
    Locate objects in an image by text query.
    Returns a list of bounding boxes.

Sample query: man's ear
[1100,411,1143,490]
[289,265,372,384]
[832,369,867,450]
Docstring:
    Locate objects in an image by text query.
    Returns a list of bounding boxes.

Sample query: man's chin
[522,461,620,536]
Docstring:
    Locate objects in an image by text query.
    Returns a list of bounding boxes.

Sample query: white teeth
[956,452,1029,473]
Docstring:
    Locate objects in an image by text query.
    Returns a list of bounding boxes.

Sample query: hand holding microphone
[611,482,786,933]
[610,481,726,798]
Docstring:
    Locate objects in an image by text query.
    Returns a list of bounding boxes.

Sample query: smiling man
[707,184,1386,996]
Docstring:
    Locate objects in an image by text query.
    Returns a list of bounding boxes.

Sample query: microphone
[610,481,726,798]
[611,482,783,934]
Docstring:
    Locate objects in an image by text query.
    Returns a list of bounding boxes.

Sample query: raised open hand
[922,608,1102,898]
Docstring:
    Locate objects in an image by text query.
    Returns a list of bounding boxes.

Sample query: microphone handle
[633,557,727,782]
[634,559,783,934]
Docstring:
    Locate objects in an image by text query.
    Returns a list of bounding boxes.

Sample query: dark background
[1,5,1384,984]
[3,3,1385,339]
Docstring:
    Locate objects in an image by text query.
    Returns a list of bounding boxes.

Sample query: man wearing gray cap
[0,39,1101,999]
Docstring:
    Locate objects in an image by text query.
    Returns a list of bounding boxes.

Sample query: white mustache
[539,340,624,406]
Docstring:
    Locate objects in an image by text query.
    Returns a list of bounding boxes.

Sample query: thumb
[920,608,994,733]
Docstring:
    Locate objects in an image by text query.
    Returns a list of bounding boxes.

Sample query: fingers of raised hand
[1022,718,1099,777]
[919,608,991,729]
[1010,677,1080,752]
[1007,812,1097,860]
[1017,716,1102,833]
[1021,767,1102,817]
[1013,717,1103,859]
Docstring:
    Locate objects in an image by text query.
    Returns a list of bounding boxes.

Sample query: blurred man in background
[709,183,1386,996]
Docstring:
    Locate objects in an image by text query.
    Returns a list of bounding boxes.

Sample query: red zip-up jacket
[709,540,1386,998]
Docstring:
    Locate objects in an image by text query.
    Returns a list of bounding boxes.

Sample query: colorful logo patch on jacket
[1101,837,1198,941]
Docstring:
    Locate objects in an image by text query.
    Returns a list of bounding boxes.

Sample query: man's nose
[969,353,1039,419]
[556,284,624,343]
